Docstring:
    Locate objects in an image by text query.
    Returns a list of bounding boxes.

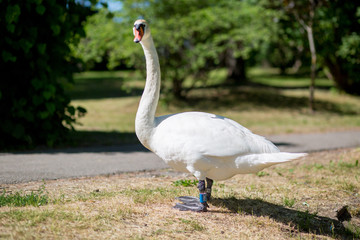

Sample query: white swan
[133,19,306,212]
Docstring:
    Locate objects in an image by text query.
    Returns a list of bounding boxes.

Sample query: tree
[75,0,276,98]
[283,0,322,112]
[0,0,92,149]
[259,8,306,74]
[277,0,360,96]
[71,8,119,70]
[317,1,360,95]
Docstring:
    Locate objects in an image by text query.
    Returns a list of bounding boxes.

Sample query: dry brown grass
[1,148,359,239]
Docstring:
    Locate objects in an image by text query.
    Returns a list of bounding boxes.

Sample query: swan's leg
[206,178,214,200]
[198,180,209,209]
[198,179,205,192]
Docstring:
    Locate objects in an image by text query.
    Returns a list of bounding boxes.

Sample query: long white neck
[135,35,161,149]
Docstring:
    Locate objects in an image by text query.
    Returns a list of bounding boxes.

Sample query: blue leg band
[199,193,207,203]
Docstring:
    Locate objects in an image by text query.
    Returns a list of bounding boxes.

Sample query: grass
[1,148,359,239]
[256,171,270,177]
[173,179,199,187]
[283,197,296,208]
[248,68,334,88]
[0,184,48,207]
[67,68,360,147]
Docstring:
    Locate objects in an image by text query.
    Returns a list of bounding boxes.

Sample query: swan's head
[133,19,149,43]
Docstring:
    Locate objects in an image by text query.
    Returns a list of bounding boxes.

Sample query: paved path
[0,131,359,184]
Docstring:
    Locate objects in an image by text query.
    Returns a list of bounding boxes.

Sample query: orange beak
[134,25,144,43]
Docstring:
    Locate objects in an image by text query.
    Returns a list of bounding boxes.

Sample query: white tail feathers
[235,152,307,174]
[264,152,308,163]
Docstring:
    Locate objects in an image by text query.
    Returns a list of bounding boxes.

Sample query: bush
[0,0,92,149]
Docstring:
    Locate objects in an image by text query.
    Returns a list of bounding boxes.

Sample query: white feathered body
[148,111,305,181]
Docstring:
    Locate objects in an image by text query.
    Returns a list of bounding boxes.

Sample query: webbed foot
[174,196,208,212]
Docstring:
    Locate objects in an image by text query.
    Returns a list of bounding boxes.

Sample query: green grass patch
[69,70,143,100]
[337,160,359,169]
[0,209,84,225]
[256,171,270,177]
[303,159,359,173]
[172,179,198,187]
[248,68,333,88]
[303,163,325,171]
[283,197,296,207]
[0,185,48,207]
[179,218,205,231]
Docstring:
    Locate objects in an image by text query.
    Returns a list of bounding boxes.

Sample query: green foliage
[71,8,119,70]
[337,33,360,65]
[256,171,270,177]
[283,197,295,207]
[258,6,307,74]
[75,0,276,98]
[312,1,360,94]
[75,1,360,97]
[0,185,48,207]
[259,1,360,94]
[151,0,276,97]
[0,0,93,149]
[173,179,198,187]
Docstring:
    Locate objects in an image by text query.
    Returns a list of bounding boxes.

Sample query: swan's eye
[135,23,145,31]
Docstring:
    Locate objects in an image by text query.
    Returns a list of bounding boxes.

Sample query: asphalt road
[1,130,359,184]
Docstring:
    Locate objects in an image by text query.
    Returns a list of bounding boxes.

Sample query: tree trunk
[225,48,246,85]
[305,25,316,113]
[290,0,318,112]
[325,58,350,92]
[172,76,184,99]
[279,65,287,75]
[291,46,304,73]
[324,57,360,95]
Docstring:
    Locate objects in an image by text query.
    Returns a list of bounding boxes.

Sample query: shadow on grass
[179,85,359,115]
[211,197,355,239]
[248,81,332,90]
[68,76,143,100]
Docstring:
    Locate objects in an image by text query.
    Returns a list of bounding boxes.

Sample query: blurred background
[1,0,359,150]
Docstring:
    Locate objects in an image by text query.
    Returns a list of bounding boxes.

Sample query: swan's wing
[151,112,279,160]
